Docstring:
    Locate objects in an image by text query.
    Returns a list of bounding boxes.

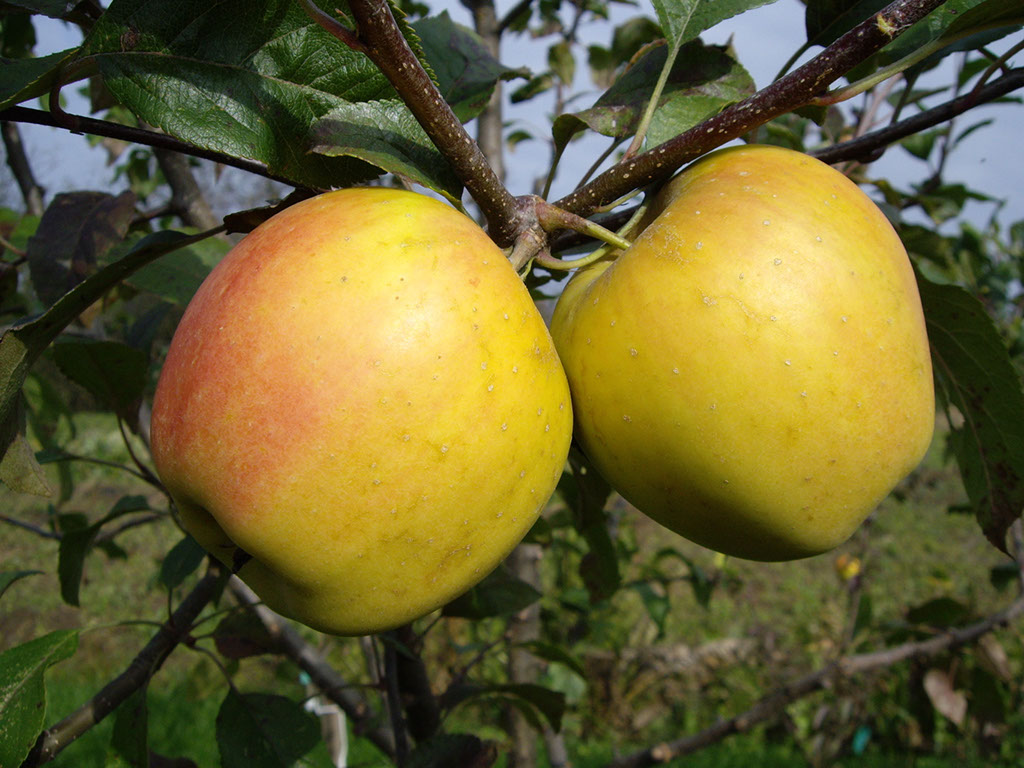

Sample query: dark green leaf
[651,0,780,50]
[0,629,78,768]
[882,0,1024,66]
[631,582,670,638]
[900,128,941,160]
[160,534,208,591]
[0,430,51,496]
[917,274,1024,553]
[548,40,575,86]
[510,72,554,104]
[118,236,229,307]
[989,562,1019,591]
[562,450,618,603]
[111,685,149,768]
[853,592,874,639]
[447,682,566,733]
[215,690,321,768]
[0,47,81,110]
[553,40,753,151]
[0,569,44,601]
[514,640,586,677]
[80,0,438,191]
[905,596,974,628]
[805,0,889,48]
[214,610,281,659]
[443,564,541,619]
[412,11,526,122]
[310,99,461,199]
[2,0,86,19]
[52,337,149,421]
[406,733,496,768]
[58,524,97,606]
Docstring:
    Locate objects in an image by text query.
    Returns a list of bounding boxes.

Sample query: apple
[150,187,572,635]
[550,144,934,561]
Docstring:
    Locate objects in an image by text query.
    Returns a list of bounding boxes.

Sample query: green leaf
[0,629,78,768]
[0,47,81,110]
[309,99,461,199]
[52,337,149,421]
[805,0,890,48]
[0,430,51,496]
[905,596,974,628]
[917,274,1024,553]
[514,640,586,677]
[650,0,780,51]
[412,11,526,122]
[561,450,618,603]
[80,0,441,191]
[443,564,541,619]
[406,733,495,768]
[57,524,97,606]
[159,534,208,591]
[881,0,1024,66]
[548,40,576,86]
[118,236,229,307]
[447,682,566,733]
[631,582,671,639]
[215,690,321,768]
[0,569,44,601]
[553,40,754,152]
[213,611,281,659]
[111,685,149,768]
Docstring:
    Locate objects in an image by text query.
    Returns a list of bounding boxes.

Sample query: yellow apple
[551,145,934,561]
[151,187,572,635]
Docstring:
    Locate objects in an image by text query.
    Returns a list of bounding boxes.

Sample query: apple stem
[534,199,632,252]
[532,196,650,272]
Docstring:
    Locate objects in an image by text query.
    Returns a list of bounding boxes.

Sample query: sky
[4,0,1022,230]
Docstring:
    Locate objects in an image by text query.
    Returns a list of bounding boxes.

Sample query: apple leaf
[906,596,975,628]
[804,0,890,48]
[443,564,541,619]
[412,11,528,123]
[917,274,1024,554]
[213,611,282,660]
[159,535,208,591]
[552,40,754,153]
[0,629,79,768]
[0,569,44,602]
[215,691,322,768]
[650,0,780,52]
[115,235,230,307]
[0,47,82,111]
[881,0,1024,66]
[309,99,461,199]
[52,337,149,425]
[406,734,496,768]
[445,682,566,733]
[560,449,619,603]
[111,685,149,768]
[80,0,458,195]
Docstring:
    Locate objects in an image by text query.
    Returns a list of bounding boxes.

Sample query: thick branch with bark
[813,68,1024,165]
[554,0,949,218]
[304,0,521,246]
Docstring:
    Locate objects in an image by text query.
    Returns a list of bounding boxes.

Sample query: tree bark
[2,121,45,216]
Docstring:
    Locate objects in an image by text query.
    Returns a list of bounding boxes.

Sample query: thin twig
[0,106,302,190]
[303,0,522,247]
[811,68,1024,165]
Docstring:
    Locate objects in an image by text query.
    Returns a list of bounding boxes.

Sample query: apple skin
[551,145,934,561]
[151,187,572,635]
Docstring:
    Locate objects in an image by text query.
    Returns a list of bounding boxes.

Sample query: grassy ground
[2,414,1021,767]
